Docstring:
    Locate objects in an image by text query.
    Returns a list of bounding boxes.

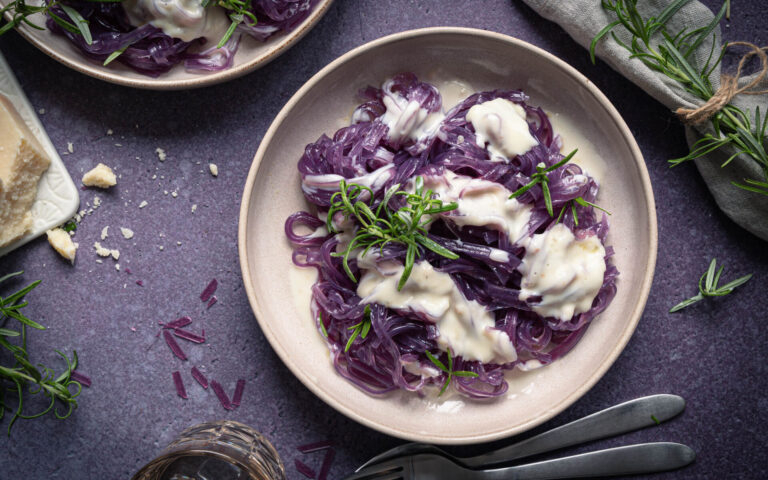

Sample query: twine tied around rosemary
[676,42,768,125]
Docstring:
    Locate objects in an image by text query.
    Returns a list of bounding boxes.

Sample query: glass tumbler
[132,420,286,480]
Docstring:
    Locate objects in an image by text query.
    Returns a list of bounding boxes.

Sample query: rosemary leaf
[59,4,92,45]
[103,44,128,66]
[684,2,727,57]
[425,348,479,397]
[669,258,752,312]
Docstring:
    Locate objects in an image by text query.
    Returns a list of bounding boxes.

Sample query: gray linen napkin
[522,0,768,240]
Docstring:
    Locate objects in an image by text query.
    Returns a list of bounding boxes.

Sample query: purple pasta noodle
[200,279,218,302]
[210,380,233,410]
[191,366,209,389]
[163,330,188,361]
[173,329,206,344]
[231,379,246,407]
[163,316,192,329]
[317,448,335,480]
[172,371,187,399]
[70,371,92,387]
[294,459,316,479]
[285,74,619,399]
[297,440,334,454]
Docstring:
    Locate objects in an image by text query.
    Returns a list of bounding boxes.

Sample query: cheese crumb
[209,163,218,177]
[171,191,178,198]
[101,226,109,240]
[159,246,164,251]
[120,227,134,239]
[47,228,77,264]
[38,108,45,115]
[115,263,120,271]
[82,163,117,189]
[139,200,148,209]
[67,142,73,154]
[155,148,166,161]
[106,129,113,135]
[94,241,119,260]
[93,242,110,257]
[191,204,197,213]
[93,196,102,207]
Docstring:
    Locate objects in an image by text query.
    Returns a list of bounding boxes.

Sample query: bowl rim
[238,26,658,444]
[7,0,334,90]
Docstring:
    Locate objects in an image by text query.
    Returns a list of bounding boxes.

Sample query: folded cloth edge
[521,0,768,240]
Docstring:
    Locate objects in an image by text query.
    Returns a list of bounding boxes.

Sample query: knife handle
[482,442,695,479]
[464,394,685,468]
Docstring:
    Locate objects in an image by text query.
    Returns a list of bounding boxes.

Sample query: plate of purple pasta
[239,28,657,443]
[0,0,332,89]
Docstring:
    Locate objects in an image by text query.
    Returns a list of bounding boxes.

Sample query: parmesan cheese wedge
[0,95,51,247]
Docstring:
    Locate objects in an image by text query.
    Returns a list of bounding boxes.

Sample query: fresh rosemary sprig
[344,305,371,352]
[0,271,82,435]
[425,348,479,396]
[555,196,612,226]
[205,0,257,48]
[509,149,578,216]
[317,312,328,338]
[669,258,752,312]
[591,0,768,196]
[327,177,459,291]
[103,43,128,66]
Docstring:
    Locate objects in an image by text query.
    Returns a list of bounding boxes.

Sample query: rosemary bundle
[591,0,768,196]
[521,0,768,238]
[0,271,82,435]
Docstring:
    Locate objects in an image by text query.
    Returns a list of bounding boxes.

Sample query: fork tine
[341,462,405,480]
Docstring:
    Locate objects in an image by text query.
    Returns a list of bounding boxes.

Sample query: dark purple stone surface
[0,1,766,478]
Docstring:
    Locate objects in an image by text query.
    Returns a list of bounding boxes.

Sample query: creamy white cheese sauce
[356,255,517,364]
[436,79,472,111]
[423,170,532,244]
[123,0,229,42]
[381,95,443,146]
[302,164,395,194]
[466,98,538,162]
[518,223,606,320]
[402,358,441,378]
